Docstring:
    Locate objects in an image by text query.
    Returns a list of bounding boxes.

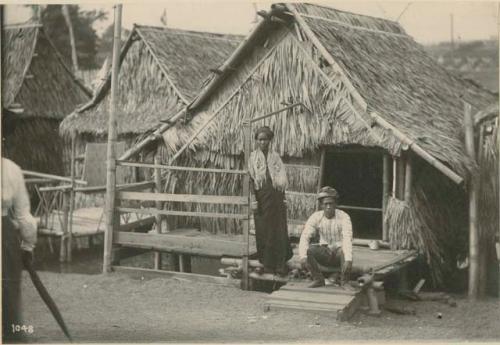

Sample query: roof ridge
[134,24,243,41]
[293,2,405,35]
[301,2,401,26]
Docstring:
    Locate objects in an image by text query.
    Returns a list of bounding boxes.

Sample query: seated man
[299,186,353,288]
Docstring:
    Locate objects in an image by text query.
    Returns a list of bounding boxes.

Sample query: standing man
[2,157,38,342]
[299,186,353,288]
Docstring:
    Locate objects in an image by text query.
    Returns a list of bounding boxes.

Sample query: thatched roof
[154,2,495,181]
[295,3,494,173]
[60,25,242,136]
[2,24,91,119]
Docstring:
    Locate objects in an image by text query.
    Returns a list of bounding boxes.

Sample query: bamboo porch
[265,246,416,320]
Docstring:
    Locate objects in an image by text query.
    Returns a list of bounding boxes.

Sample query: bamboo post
[316,147,326,211]
[382,154,390,241]
[392,157,397,198]
[404,155,412,203]
[241,121,251,290]
[67,131,77,262]
[103,4,122,274]
[464,102,479,298]
[154,153,162,270]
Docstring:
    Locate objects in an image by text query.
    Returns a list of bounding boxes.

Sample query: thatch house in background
[59,25,242,186]
[2,24,91,174]
[130,3,495,287]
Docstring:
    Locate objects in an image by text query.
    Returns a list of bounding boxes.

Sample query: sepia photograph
[1,1,499,343]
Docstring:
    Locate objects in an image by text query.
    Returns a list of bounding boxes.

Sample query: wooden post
[67,131,77,262]
[60,191,69,262]
[382,154,390,241]
[397,157,406,200]
[497,2,500,298]
[404,155,412,203]
[316,147,326,210]
[241,121,252,290]
[154,153,162,270]
[392,157,397,198]
[103,4,122,274]
[179,254,185,272]
[464,102,479,298]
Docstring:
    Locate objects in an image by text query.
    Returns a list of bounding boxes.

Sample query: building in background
[2,23,91,174]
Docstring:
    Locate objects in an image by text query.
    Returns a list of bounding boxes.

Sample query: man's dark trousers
[306,245,344,282]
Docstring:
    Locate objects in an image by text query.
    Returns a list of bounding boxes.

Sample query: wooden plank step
[280,282,359,296]
[265,300,342,314]
[269,290,354,306]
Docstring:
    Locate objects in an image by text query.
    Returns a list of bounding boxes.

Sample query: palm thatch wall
[2,113,64,174]
[150,3,495,285]
[2,24,90,172]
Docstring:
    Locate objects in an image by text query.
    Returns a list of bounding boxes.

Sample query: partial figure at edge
[2,157,38,342]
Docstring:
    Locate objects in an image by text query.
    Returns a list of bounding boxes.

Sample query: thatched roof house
[2,24,91,174]
[131,3,495,286]
[58,25,241,186]
[60,25,242,137]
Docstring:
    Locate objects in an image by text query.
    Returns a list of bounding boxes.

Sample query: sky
[3,1,499,44]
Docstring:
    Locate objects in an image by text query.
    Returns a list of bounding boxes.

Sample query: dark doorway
[322,146,383,239]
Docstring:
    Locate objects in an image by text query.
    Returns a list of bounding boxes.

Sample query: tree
[27,5,107,69]
[62,5,79,72]
[95,23,130,68]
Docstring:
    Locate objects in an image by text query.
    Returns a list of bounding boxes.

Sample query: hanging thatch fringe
[385,193,444,284]
[286,165,319,193]
[286,192,316,221]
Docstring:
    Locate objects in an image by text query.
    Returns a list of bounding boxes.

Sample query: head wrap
[317,186,339,201]
[254,126,274,140]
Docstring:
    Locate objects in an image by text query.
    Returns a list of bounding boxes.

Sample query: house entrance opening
[322,146,383,240]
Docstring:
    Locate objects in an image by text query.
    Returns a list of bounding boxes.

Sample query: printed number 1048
[11,324,34,334]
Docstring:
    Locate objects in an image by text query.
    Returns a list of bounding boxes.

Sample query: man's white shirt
[298,209,353,261]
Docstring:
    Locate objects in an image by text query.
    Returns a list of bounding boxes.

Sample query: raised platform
[262,246,415,320]
[287,245,418,275]
[114,228,258,258]
[37,207,152,237]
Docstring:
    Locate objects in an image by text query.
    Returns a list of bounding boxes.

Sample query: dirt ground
[18,268,500,344]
